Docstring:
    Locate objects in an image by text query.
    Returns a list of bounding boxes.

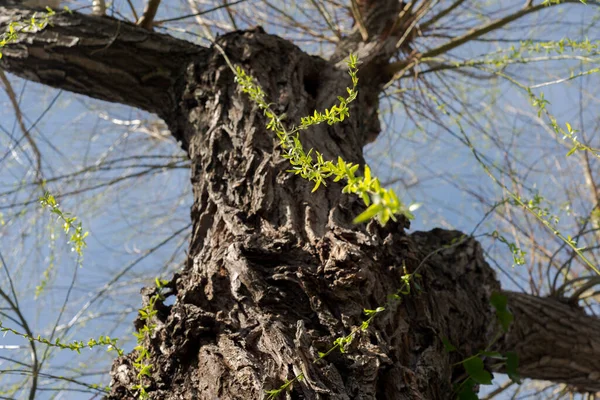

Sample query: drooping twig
[0,70,43,181]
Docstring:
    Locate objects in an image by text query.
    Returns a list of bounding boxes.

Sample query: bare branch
[92,0,106,16]
[349,0,368,41]
[501,291,600,393]
[154,0,248,25]
[0,70,43,180]
[385,1,592,81]
[137,0,161,30]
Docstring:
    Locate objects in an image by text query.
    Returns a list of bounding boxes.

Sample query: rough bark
[0,3,203,124]
[1,5,600,399]
[499,292,600,393]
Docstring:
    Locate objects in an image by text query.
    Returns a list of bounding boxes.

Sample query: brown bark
[0,3,203,125]
[499,292,600,393]
[1,4,599,399]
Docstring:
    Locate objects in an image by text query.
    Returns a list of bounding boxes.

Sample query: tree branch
[419,0,467,32]
[421,3,546,60]
[384,0,593,80]
[0,4,205,120]
[501,291,600,393]
[137,0,161,30]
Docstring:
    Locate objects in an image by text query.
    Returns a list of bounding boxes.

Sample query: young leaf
[441,337,457,352]
[353,203,383,224]
[505,352,521,384]
[463,357,493,385]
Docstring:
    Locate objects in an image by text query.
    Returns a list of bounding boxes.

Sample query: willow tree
[1,0,599,399]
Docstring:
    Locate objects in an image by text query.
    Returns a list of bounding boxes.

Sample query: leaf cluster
[449,293,519,399]
[131,278,169,399]
[0,8,56,58]
[234,54,413,226]
[39,192,88,257]
[0,322,122,357]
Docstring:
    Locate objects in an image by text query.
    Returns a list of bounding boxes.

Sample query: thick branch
[0,4,204,120]
[501,291,600,393]
[411,230,600,394]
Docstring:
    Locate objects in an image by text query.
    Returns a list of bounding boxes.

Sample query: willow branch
[0,70,43,180]
[384,1,591,79]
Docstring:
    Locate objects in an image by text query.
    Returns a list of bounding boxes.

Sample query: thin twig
[349,0,368,41]
[385,1,590,80]
[155,0,248,24]
[0,70,43,181]
[125,0,139,21]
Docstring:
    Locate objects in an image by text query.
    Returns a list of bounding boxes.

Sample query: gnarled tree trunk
[1,3,599,399]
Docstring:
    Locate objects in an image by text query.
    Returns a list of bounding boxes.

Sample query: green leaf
[353,203,383,224]
[489,292,507,310]
[441,337,456,352]
[480,351,502,359]
[363,307,385,316]
[379,209,390,225]
[463,357,493,385]
[457,379,479,400]
[490,292,513,331]
[361,191,371,206]
[312,177,322,192]
[505,352,521,384]
[364,165,372,182]
[497,309,513,331]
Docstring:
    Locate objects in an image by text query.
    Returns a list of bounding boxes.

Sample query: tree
[1,0,599,398]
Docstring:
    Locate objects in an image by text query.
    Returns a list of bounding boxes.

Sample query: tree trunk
[1,4,599,399]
